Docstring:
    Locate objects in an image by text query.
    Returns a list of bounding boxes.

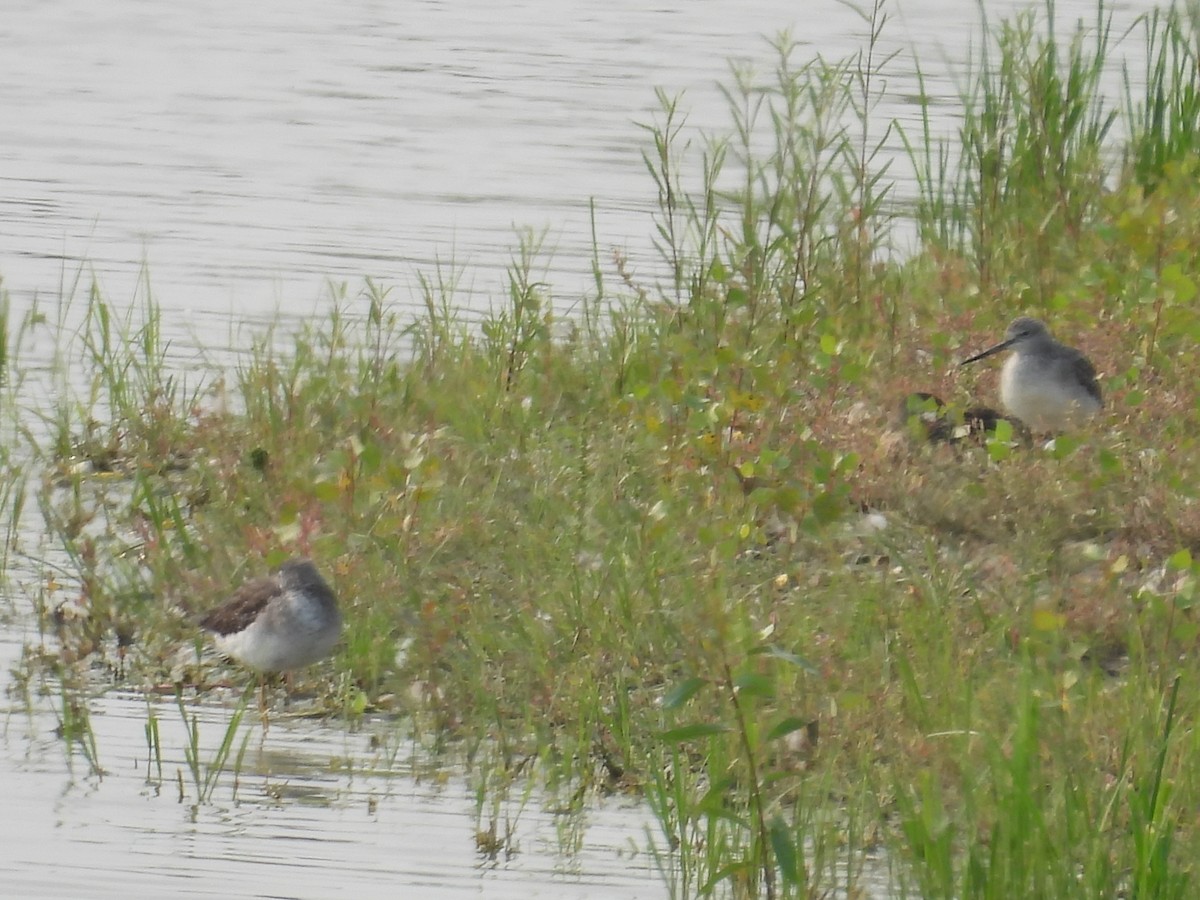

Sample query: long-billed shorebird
[199,558,342,681]
[960,317,1102,433]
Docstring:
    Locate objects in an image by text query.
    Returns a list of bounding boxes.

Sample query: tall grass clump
[1107,4,1200,372]
[904,0,1116,303]
[176,687,252,805]
[1124,3,1200,195]
[640,1,897,348]
[894,671,1192,898]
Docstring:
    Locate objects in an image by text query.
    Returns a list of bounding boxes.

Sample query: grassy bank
[10,0,1200,896]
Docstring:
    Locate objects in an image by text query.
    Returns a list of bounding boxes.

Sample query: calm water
[1,0,1148,342]
[0,0,1156,897]
[0,630,666,898]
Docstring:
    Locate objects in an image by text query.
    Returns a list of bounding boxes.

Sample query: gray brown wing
[199,575,282,635]
[1071,352,1102,406]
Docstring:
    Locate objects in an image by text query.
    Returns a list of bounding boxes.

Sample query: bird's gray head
[278,558,334,598]
[961,316,1051,366]
[279,557,318,577]
[1005,317,1049,345]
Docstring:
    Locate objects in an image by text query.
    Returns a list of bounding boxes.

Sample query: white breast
[1000,353,1100,432]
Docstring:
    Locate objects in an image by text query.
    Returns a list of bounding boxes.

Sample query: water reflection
[1,667,666,899]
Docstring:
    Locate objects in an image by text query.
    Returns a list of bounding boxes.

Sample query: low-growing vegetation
[8,0,1200,896]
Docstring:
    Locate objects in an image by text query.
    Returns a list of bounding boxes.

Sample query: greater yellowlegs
[959,317,1102,432]
[199,558,342,676]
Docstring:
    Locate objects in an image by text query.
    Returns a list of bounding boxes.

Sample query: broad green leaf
[359,440,383,475]
[697,779,743,820]
[1032,608,1066,632]
[312,479,341,502]
[986,435,1012,463]
[1168,549,1193,571]
[734,672,774,698]
[811,489,844,525]
[770,817,801,885]
[702,859,754,894]
[754,644,820,674]
[661,676,708,710]
[766,716,814,743]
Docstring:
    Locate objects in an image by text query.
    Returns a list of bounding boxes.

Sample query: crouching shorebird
[960,317,1102,433]
[199,558,342,689]
[896,391,1027,446]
